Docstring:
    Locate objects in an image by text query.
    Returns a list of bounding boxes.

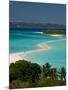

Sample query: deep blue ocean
[10,28,66,68]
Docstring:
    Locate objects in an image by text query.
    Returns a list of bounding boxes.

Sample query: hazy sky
[10,1,66,25]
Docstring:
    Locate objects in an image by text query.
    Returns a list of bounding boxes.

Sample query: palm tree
[43,63,51,78]
[60,67,66,80]
[49,68,57,80]
[31,63,41,83]
[43,63,51,71]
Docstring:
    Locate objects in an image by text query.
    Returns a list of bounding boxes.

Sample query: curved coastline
[9,43,49,63]
[10,38,65,64]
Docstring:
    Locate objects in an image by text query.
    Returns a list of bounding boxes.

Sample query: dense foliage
[9,60,66,89]
[44,29,66,34]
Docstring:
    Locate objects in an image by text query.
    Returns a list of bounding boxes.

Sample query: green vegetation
[36,78,66,87]
[44,28,66,34]
[9,60,66,89]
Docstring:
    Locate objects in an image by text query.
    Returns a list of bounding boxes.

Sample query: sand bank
[10,43,49,63]
[47,34,65,37]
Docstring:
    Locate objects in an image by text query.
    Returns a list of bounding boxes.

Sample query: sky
[9,1,66,25]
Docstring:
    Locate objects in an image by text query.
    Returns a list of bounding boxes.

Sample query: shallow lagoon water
[10,29,66,68]
[25,40,66,68]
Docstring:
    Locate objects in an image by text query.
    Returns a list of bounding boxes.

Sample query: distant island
[43,28,66,35]
[10,22,65,29]
[10,22,66,35]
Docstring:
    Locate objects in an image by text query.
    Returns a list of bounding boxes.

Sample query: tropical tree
[43,63,58,80]
[49,68,57,80]
[30,63,41,83]
[60,67,66,80]
[9,60,41,83]
[43,63,51,78]
[9,63,18,82]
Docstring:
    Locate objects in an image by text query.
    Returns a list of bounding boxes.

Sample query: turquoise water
[10,29,66,68]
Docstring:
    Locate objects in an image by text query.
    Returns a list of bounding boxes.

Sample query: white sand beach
[10,43,49,63]
[9,52,26,63]
[34,32,43,34]
[47,34,65,37]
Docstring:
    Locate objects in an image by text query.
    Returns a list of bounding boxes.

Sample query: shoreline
[10,43,49,63]
[9,34,65,64]
[33,32,43,34]
[44,34,65,37]
[34,32,65,36]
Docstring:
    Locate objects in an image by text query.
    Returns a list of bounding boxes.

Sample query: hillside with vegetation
[44,28,66,35]
[9,60,66,89]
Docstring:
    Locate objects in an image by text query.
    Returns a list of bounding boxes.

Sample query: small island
[43,28,66,36]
